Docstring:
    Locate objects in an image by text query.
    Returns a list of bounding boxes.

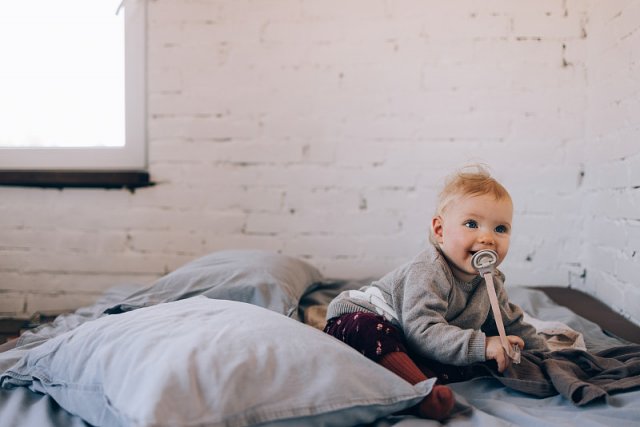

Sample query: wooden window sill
[0,170,153,191]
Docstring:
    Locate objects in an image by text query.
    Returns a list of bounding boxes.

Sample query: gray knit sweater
[326,243,548,366]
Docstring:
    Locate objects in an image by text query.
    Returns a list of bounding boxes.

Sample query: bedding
[1,249,639,427]
[104,249,323,320]
[1,297,431,427]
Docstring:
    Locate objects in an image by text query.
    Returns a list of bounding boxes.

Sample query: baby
[324,165,547,420]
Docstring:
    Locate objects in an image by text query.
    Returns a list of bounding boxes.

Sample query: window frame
[0,1,148,188]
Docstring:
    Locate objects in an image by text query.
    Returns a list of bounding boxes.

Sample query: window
[0,1,147,183]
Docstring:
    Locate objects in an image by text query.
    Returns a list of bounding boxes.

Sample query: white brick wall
[578,0,640,325]
[1,1,637,325]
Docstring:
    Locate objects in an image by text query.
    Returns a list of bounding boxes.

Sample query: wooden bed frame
[534,286,640,344]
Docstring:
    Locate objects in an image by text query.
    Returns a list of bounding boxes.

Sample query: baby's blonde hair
[435,165,511,216]
[429,165,511,244]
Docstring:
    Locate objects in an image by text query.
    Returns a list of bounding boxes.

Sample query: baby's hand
[485,335,525,372]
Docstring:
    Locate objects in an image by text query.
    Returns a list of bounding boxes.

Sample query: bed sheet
[0,285,139,427]
[0,387,90,427]
[1,278,639,426]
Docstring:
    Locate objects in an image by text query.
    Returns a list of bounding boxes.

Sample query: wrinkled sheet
[0,387,90,427]
[0,284,138,427]
[1,285,639,427]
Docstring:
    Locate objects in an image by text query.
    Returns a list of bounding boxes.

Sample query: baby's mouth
[468,252,478,269]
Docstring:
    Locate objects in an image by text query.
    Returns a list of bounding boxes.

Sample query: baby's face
[432,194,513,282]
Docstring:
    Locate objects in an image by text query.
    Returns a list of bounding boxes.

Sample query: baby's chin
[452,264,479,282]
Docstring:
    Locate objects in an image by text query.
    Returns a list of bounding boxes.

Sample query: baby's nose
[478,232,495,245]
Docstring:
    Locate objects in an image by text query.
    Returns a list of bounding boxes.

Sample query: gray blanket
[473,345,640,405]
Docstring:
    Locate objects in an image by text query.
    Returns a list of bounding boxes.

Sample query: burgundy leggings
[324,311,476,383]
[323,312,407,362]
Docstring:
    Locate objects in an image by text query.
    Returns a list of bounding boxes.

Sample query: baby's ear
[431,216,444,243]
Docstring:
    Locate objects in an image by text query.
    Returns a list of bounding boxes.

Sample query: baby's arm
[398,265,487,366]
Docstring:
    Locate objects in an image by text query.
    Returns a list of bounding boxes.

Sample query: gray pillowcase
[105,250,323,320]
[1,297,432,427]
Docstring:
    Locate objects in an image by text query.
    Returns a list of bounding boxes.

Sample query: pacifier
[471,249,521,364]
[471,249,498,275]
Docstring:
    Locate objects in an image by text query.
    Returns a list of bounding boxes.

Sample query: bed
[1,249,639,427]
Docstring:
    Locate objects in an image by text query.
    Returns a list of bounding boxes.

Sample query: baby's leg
[324,312,454,420]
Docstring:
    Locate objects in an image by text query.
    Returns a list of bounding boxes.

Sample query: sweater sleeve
[491,274,549,351]
[394,262,487,366]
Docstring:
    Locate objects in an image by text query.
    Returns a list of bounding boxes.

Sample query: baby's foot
[416,384,454,420]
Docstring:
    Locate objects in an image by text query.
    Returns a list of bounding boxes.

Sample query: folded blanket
[477,345,640,405]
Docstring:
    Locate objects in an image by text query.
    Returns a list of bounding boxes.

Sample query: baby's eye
[464,220,478,229]
[495,225,509,234]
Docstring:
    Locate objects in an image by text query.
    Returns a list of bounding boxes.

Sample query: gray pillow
[106,250,323,320]
[1,297,432,427]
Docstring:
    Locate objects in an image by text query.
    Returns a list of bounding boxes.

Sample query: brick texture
[578,0,640,325]
[0,1,637,325]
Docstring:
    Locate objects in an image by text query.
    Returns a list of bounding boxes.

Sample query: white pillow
[105,250,324,320]
[1,297,432,427]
